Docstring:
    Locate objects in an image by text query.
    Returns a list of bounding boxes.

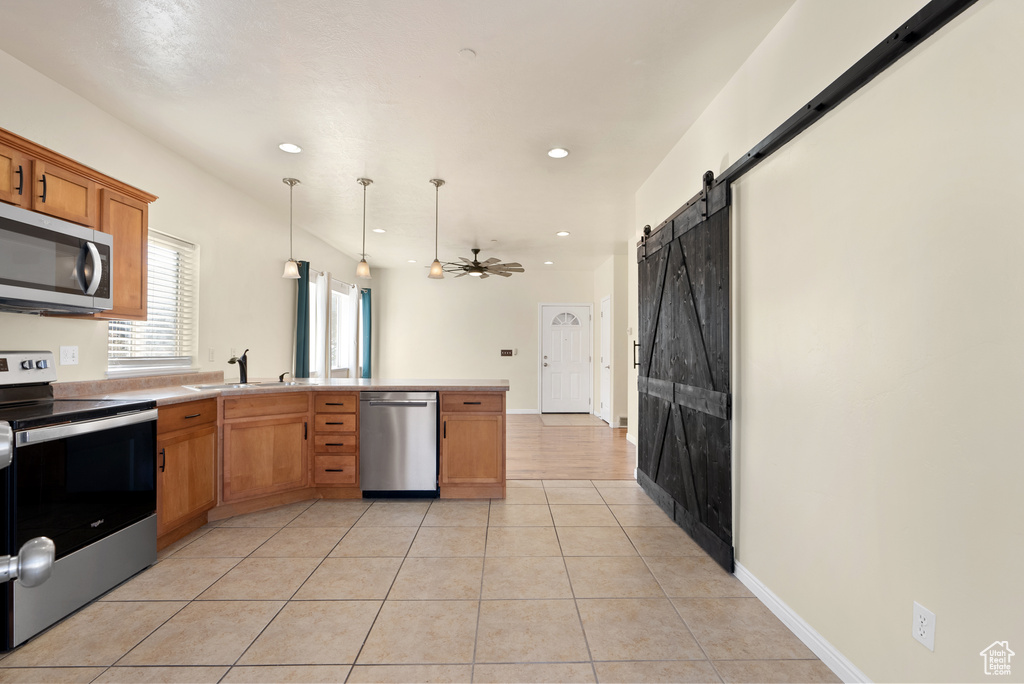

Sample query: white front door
[600,296,611,423]
[541,304,592,413]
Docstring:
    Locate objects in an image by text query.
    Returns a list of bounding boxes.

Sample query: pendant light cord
[434,182,439,260]
[361,181,367,259]
[289,182,294,260]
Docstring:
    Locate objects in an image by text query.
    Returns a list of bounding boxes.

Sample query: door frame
[537,302,594,414]
[599,295,612,424]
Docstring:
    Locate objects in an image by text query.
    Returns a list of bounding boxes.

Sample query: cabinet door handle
[15,165,23,195]
[184,413,201,419]
[463,401,481,405]
[304,422,308,439]
[325,402,345,406]
[324,468,345,472]
[39,174,47,203]
[325,421,344,425]
[326,442,344,447]
[443,421,446,439]
[159,448,166,472]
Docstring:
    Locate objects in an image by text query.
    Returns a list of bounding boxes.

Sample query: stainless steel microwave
[0,202,112,314]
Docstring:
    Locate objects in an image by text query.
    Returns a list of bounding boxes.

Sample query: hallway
[506,415,637,480]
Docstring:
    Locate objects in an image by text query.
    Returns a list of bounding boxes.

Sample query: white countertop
[85,378,510,407]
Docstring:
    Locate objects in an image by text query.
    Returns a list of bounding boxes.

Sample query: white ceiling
[0,0,792,271]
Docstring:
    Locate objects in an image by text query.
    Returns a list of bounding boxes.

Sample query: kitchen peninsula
[60,378,509,549]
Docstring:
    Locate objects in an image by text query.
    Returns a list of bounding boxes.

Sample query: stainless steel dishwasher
[359,391,439,496]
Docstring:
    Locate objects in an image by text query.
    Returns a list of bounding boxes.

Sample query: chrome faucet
[228,349,249,384]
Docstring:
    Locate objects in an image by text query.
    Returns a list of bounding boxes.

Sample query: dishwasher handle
[367,401,431,408]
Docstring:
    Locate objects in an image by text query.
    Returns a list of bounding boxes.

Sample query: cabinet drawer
[315,414,356,432]
[158,399,217,435]
[441,392,504,413]
[315,455,357,484]
[223,392,309,419]
[314,393,358,413]
[314,433,357,453]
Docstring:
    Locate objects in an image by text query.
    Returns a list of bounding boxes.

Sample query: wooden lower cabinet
[157,426,217,536]
[221,393,311,503]
[156,400,218,545]
[312,392,359,489]
[440,392,506,499]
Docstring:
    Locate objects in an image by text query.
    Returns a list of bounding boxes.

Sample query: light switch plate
[59,346,79,365]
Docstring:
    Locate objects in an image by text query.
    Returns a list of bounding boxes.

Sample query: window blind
[108,230,199,373]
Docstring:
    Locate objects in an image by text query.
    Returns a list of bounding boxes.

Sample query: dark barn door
[637,173,733,571]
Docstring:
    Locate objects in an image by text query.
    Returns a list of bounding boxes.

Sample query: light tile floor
[0,481,840,683]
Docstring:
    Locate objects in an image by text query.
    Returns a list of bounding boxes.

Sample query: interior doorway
[539,303,592,414]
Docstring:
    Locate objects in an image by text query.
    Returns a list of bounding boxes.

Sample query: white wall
[632,1,1023,681]
[0,49,362,382]
[375,267,596,411]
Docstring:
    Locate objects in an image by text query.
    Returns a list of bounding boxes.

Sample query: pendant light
[428,179,445,279]
[282,178,301,279]
[355,178,372,279]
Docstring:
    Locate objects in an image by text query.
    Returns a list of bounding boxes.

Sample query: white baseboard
[506,408,540,414]
[733,562,870,683]
[625,433,637,446]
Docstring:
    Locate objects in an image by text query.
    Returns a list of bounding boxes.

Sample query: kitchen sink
[183,382,263,391]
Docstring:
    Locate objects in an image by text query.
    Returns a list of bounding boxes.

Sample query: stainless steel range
[0,351,157,649]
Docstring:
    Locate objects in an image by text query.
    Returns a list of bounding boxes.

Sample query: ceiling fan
[445,248,525,279]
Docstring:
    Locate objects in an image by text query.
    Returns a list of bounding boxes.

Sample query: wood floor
[506,414,636,480]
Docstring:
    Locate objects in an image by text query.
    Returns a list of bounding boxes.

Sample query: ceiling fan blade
[492,271,512,277]
[459,257,475,265]
[454,272,469,278]
[479,273,489,279]
[498,262,522,268]
[481,257,501,265]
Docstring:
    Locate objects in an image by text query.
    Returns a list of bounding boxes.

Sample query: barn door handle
[15,165,23,195]
[633,341,639,368]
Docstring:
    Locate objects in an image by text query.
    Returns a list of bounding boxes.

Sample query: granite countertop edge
[82,379,511,407]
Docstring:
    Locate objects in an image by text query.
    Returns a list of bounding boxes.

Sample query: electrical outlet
[208,348,215,362]
[59,346,79,365]
[913,601,935,651]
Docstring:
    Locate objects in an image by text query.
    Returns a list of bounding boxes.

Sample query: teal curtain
[295,261,310,378]
[360,287,371,378]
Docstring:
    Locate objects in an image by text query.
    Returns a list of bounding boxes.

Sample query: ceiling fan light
[356,258,371,279]
[468,271,483,277]
[428,259,444,279]
[282,258,300,279]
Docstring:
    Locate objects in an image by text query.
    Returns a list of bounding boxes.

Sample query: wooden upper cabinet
[30,160,96,227]
[0,142,28,207]
[93,189,148,320]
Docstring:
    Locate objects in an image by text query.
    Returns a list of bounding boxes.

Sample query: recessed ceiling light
[408,260,417,263]
[372,228,386,233]
[548,148,569,159]
[279,143,302,154]
[556,231,570,237]
[544,261,554,265]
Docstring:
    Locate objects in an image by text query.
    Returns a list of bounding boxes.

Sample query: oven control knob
[20,360,33,370]
[35,360,49,370]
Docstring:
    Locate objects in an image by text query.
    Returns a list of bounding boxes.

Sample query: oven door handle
[0,422,12,471]
[15,409,158,447]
